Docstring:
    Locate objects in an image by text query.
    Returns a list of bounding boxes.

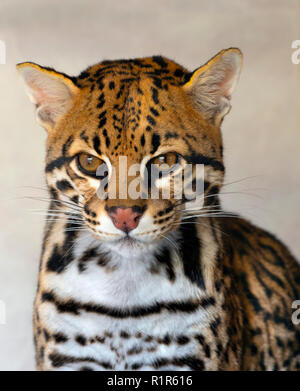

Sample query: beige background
[0,0,299,370]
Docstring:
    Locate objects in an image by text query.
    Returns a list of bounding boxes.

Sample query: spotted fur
[17,49,300,371]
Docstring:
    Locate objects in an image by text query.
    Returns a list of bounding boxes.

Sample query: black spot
[250,344,258,355]
[109,81,115,90]
[71,196,79,204]
[151,87,159,104]
[176,335,190,345]
[98,110,107,120]
[204,344,211,358]
[147,115,156,127]
[43,329,50,341]
[174,68,184,77]
[131,362,142,370]
[80,366,94,371]
[120,331,130,339]
[98,117,107,128]
[53,333,68,343]
[75,335,87,346]
[150,107,159,117]
[152,56,168,68]
[78,71,90,79]
[140,134,145,147]
[56,180,73,192]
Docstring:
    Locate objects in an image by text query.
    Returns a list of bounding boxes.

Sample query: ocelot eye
[76,153,104,177]
[151,152,179,172]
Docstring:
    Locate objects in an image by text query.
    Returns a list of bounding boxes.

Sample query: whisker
[222,174,265,188]
[19,186,84,205]
[23,196,82,212]
[158,233,180,252]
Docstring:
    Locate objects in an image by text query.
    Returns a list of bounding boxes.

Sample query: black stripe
[41,291,215,318]
[151,133,160,154]
[183,153,224,172]
[45,156,72,172]
[49,352,113,369]
[239,272,263,313]
[46,221,79,273]
[93,135,101,155]
[150,355,204,370]
[179,220,206,290]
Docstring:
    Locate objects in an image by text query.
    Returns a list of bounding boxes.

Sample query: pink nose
[107,207,143,233]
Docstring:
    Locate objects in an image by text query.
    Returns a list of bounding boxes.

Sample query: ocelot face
[18,50,242,249]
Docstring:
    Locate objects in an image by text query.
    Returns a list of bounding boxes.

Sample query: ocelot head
[17,49,242,251]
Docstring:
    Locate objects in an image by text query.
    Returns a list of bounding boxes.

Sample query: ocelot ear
[183,48,243,126]
[16,62,79,131]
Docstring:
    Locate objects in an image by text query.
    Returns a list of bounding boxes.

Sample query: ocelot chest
[34,230,223,371]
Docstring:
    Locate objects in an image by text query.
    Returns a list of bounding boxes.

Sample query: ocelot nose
[106,206,145,233]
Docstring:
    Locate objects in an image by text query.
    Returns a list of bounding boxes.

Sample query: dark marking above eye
[62,135,74,156]
[80,130,89,143]
[93,135,101,155]
[151,134,160,154]
[109,81,115,89]
[140,134,145,146]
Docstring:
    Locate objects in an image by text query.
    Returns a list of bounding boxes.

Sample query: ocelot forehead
[48,56,221,163]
